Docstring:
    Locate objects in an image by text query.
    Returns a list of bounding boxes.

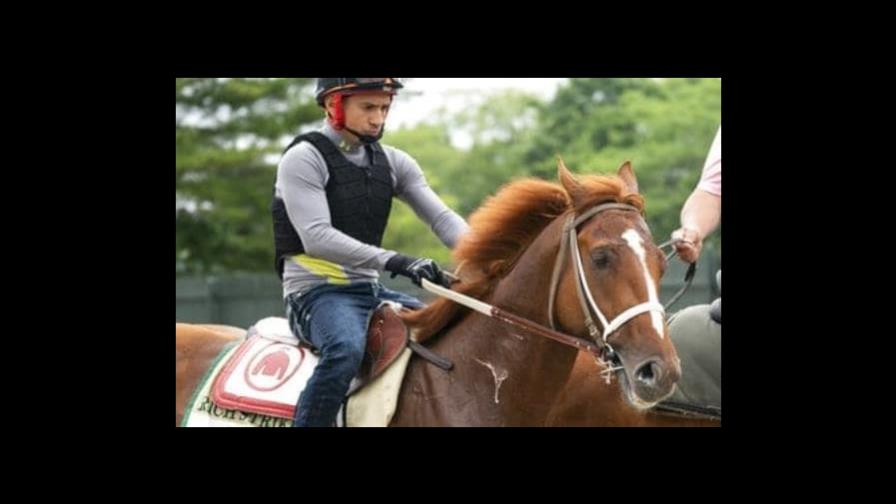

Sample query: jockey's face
[340,91,393,141]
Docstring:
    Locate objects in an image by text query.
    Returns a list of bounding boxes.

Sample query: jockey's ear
[617,161,639,194]
[558,156,588,207]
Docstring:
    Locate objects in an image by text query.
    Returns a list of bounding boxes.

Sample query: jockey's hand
[671,227,702,264]
[385,253,451,288]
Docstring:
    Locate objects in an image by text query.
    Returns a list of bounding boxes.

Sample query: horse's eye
[592,249,611,269]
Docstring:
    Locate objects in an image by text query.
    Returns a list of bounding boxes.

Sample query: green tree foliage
[176,78,720,274]
[176,78,319,275]
[526,78,722,257]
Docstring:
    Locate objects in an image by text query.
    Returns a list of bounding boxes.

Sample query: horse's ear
[558,156,587,206]
[617,160,638,194]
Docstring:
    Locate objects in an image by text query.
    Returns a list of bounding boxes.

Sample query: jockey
[272,78,470,427]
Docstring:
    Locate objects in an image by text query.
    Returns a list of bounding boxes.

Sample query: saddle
[207,303,452,420]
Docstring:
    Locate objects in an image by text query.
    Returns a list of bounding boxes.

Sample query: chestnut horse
[176,160,681,426]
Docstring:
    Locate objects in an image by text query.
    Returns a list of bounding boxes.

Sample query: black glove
[385,253,450,288]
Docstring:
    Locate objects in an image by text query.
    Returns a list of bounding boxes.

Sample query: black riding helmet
[315,78,403,106]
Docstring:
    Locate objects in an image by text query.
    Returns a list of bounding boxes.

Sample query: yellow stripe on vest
[292,254,350,285]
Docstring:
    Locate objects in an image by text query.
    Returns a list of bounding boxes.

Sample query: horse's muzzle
[631,358,680,404]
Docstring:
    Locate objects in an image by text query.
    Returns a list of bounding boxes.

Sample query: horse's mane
[402,173,645,343]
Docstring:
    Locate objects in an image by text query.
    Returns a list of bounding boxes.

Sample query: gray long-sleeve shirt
[276,124,469,297]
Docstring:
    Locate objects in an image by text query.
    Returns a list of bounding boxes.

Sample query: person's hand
[670,227,702,263]
[385,253,451,288]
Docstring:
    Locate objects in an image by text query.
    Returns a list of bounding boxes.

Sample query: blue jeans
[285,281,424,427]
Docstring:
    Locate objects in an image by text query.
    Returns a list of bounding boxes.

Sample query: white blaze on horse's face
[621,229,665,339]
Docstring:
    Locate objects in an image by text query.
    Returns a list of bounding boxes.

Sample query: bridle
[422,201,696,375]
[548,203,666,362]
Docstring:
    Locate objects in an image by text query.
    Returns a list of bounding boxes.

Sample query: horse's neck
[427,217,580,425]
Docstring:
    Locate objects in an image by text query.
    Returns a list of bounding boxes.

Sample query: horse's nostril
[636,361,658,386]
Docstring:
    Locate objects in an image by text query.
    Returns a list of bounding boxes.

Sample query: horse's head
[552,159,680,409]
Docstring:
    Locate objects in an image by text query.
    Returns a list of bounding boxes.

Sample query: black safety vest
[271,132,394,279]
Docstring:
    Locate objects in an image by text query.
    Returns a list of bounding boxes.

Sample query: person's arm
[391,149,470,249]
[672,189,721,263]
[672,127,721,263]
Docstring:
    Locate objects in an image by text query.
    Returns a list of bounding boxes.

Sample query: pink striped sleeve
[697,127,721,197]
